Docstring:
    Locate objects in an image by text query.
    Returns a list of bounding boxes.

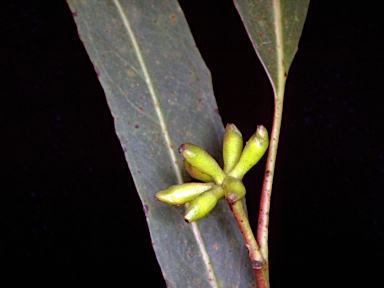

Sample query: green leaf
[234,0,310,264]
[234,0,310,98]
[67,0,255,286]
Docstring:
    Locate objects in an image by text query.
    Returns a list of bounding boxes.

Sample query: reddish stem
[228,200,269,286]
[257,99,283,261]
[254,262,270,288]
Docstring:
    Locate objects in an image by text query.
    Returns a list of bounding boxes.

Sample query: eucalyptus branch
[228,200,270,287]
[257,76,286,261]
[229,200,264,269]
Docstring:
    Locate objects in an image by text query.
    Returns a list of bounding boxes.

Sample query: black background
[2,0,383,286]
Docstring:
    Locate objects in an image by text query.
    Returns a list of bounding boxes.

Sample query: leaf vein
[112,1,219,286]
[113,0,182,182]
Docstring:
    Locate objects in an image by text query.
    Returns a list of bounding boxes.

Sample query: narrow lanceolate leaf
[234,0,310,98]
[234,0,310,263]
[67,1,255,287]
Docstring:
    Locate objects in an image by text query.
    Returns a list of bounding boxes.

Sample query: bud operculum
[179,143,226,184]
[223,123,243,173]
[183,160,213,183]
[184,186,223,223]
[228,125,269,179]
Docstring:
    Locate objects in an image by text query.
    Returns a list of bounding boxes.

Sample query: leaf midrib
[273,0,285,98]
[112,1,219,286]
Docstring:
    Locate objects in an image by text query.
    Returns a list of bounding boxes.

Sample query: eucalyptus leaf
[67,0,256,286]
[234,0,310,97]
[234,0,310,266]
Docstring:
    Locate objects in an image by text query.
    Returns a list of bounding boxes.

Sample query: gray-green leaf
[67,0,256,286]
[234,0,310,97]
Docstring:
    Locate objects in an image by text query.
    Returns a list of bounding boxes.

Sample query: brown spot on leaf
[197,98,205,111]
[170,14,177,26]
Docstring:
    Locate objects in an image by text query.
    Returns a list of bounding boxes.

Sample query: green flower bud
[223,123,243,173]
[223,176,246,204]
[228,125,269,179]
[184,186,224,223]
[208,184,226,200]
[154,182,214,205]
[179,143,226,184]
[183,160,213,183]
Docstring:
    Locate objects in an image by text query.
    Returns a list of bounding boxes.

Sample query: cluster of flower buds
[155,124,269,223]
